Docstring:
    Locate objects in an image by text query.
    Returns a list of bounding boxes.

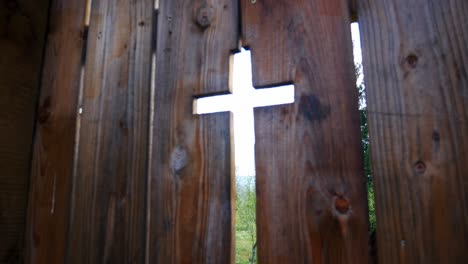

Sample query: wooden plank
[24,1,86,263]
[358,0,468,263]
[66,0,154,263]
[148,0,238,263]
[241,0,370,263]
[0,0,50,262]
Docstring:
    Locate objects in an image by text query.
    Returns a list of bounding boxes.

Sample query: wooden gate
[0,0,466,263]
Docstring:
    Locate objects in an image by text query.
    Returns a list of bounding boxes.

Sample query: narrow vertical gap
[231,50,257,264]
[229,110,236,264]
[70,65,85,226]
[67,0,93,260]
[228,50,236,264]
[233,113,257,264]
[350,22,377,261]
[72,0,92,194]
[233,109,257,264]
[145,1,159,263]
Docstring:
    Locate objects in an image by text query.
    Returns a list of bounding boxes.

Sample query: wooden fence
[0,0,467,263]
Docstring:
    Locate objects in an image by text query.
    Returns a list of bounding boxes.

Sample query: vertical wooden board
[24,1,86,263]
[0,0,50,262]
[242,0,370,263]
[67,0,153,263]
[149,0,238,263]
[358,0,468,263]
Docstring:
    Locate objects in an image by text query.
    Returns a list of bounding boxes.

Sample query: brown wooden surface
[241,0,370,263]
[66,0,154,263]
[349,0,358,22]
[148,0,238,263]
[358,0,468,263]
[0,0,50,262]
[24,1,86,263]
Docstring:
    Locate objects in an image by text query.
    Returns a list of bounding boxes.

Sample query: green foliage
[235,177,257,264]
[235,230,255,264]
[367,182,376,232]
[356,60,376,233]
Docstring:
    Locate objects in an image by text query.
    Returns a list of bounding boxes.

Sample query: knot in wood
[413,161,426,175]
[196,4,214,29]
[171,146,189,176]
[405,54,419,68]
[38,96,52,124]
[432,130,440,142]
[334,196,350,215]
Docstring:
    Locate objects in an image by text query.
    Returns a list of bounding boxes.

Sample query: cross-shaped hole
[193,48,295,263]
[193,48,295,177]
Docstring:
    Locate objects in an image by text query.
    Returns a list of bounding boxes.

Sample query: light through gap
[351,22,376,239]
[193,48,294,263]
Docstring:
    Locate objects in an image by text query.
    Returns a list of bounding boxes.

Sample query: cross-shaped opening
[193,48,295,263]
[193,48,295,177]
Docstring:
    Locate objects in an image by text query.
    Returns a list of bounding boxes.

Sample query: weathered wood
[241,0,370,263]
[66,1,154,263]
[26,0,85,263]
[0,0,50,262]
[24,1,86,263]
[148,0,238,263]
[358,0,468,263]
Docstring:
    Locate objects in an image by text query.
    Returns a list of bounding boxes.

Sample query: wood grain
[358,0,468,263]
[148,0,238,263]
[26,0,85,263]
[24,1,86,263]
[241,0,370,263]
[0,0,50,262]
[66,0,154,263]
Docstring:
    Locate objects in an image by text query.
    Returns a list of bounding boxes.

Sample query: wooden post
[359,0,468,263]
[148,0,238,263]
[241,0,370,263]
[0,0,50,261]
